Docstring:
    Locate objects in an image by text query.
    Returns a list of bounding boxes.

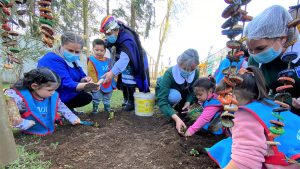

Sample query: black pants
[64,91,92,109]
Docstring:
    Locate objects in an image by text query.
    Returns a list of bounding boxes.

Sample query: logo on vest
[37,106,48,118]
[297,129,300,141]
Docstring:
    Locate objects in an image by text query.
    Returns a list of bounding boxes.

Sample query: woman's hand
[292,97,300,109]
[101,71,114,84]
[81,76,93,83]
[172,114,187,135]
[182,102,191,111]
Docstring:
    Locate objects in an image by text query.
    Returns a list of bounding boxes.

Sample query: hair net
[244,5,298,40]
[177,48,200,67]
[61,31,84,48]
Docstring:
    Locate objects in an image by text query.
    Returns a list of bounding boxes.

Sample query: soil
[15,110,224,169]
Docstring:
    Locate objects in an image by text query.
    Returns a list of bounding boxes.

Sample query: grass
[2,145,51,169]
[77,90,123,113]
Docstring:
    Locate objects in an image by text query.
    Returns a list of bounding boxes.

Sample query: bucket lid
[134,92,155,99]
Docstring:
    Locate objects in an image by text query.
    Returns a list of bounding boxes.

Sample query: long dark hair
[193,76,216,92]
[13,68,61,91]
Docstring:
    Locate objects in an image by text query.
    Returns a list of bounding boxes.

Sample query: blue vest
[206,99,300,168]
[17,89,59,136]
[214,57,245,84]
[202,96,224,135]
[88,56,116,93]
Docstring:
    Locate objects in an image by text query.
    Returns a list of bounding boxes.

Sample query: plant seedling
[189,148,200,157]
[180,126,187,133]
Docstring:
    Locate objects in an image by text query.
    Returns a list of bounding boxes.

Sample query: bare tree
[154,0,172,79]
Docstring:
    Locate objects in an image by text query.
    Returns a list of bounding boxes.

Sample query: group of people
[4,4,300,169]
[156,5,300,169]
[5,15,150,135]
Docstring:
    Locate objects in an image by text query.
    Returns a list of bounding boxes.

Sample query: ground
[6,90,224,169]
[14,109,224,169]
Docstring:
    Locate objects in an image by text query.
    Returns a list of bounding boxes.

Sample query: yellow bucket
[134,92,155,116]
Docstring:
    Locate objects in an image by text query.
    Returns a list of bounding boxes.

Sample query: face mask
[106,34,117,43]
[251,46,282,64]
[180,69,195,79]
[63,50,80,62]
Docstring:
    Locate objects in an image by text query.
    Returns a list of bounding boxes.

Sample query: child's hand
[184,129,192,137]
[73,118,81,125]
[17,119,35,130]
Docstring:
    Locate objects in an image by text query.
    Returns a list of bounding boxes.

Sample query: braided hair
[13,68,61,91]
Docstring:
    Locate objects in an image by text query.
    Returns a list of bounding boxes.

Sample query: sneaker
[71,108,84,115]
[123,101,134,111]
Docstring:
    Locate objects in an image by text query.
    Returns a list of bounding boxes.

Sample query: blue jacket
[37,52,86,103]
[206,99,300,168]
[114,24,150,92]
[16,89,60,135]
[88,56,116,93]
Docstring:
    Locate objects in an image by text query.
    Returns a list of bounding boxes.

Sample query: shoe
[108,111,114,120]
[123,101,134,111]
[92,104,99,114]
[71,108,84,115]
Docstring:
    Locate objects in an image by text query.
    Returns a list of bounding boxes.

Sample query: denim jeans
[92,90,112,106]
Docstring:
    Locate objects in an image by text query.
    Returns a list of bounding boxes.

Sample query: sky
[140,0,296,67]
[95,0,296,70]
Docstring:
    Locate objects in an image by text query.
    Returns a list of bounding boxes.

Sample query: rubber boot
[123,86,135,111]
[105,104,114,120]
[92,103,99,114]
[122,86,128,107]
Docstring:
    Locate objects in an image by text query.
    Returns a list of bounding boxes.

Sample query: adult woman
[99,15,150,111]
[156,49,200,134]
[38,31,95,110]
[244,5,300,115]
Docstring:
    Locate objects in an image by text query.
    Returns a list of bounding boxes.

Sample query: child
[87,39,115,118]
[207,66,300,169]
[185,77,223,136]
[5,68,81,136]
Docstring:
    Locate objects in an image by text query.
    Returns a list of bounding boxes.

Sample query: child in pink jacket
[185,77,223,136]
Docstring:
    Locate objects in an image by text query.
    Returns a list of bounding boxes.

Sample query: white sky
[141,0,296,67]
[96,0,296,69]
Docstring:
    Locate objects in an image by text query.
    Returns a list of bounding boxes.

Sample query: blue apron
[17,89,59,135]
[206,99,300,168]
[202,97,224,135]
[88,56,116,93]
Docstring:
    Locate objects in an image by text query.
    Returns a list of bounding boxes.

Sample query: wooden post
[0,81,17,167]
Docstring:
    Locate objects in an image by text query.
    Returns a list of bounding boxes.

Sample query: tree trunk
[83,0,90,57]
[154,0,172,79]
[130,0,136,30]
[106,0,109,15]
[0,80,17,167]
[28,0,37,35]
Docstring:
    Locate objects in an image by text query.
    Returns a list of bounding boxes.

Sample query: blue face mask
[180,69,195,79]
[251,47,282,64]
[63,50,80,63]
[106,34,117,44]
